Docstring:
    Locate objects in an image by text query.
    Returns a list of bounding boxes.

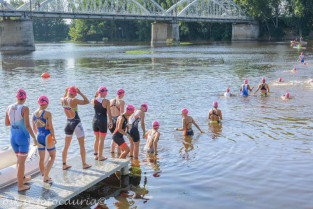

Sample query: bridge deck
[0,10,254,23]
[0,156,129,209]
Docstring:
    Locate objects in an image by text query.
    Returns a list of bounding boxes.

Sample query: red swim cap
[16,89,26,100]
[68,86,77,95]
[140,103,148,112]
[37,95,49,105]
[98,86,108,95]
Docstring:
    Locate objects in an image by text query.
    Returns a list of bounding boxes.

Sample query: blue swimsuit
[33,110,55,151]
[8,104,30,156]
[241,84,249,96]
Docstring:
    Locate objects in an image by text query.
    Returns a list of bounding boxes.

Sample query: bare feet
[23,175,31,184]
[82,163,92,169]
[43,176,52,182]
[18,185,30,192]
[94,153,98,160]
[98,156,107,161]
[63,164,72,170]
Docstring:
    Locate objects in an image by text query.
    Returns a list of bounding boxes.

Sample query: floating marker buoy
[41,72,50,78]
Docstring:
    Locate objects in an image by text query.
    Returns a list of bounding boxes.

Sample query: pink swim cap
[293,68,296,71]
[126,105,135,114]
[261,77,266,83]
[37,95,49,105]
[68,86,77,95]
[213,101,218,108]
[140,103,148,112]
[278,77,282,82]
[301,52,303,55]
[152,121,159,129]
[226,88,230,92]
[285,92,290,98]
[181,108,188,115]
[117,89,125,96]
[16,89,26,100]
[98,86,108,95]
[244,79,248,84]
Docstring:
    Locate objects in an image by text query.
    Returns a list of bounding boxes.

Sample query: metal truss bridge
[0,0,253,23]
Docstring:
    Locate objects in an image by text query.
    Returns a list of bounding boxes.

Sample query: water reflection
[208,123,222,140]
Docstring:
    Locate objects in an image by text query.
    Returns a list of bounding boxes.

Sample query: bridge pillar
[232,22,259,41]
[151,22,180,47]
[0,19,35,52]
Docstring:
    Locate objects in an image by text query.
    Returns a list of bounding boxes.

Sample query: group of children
[5,87,160,191]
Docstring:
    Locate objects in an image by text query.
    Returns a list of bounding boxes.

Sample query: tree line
[31,0,313,42]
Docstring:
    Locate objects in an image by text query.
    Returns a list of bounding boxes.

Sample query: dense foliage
[33,19,69,42]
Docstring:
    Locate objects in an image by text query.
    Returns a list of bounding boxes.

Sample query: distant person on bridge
[91,87,112,161]
[5,89,37,191]
[240,79,254,96]
[110,89,125,154]
[61,86,91,170]
[254,77,269,96]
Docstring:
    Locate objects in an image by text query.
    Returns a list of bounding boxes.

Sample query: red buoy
[41,72,50,78]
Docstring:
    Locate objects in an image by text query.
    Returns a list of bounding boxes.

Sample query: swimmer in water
[291,67,296,72]
[254,77,270,96]
[61,86,91,170]
[128,104,147,159]
[278,77,282,82]
[224,88,233,97]
[240,79,254,96]
[208,101,222,124]
[174,108,203,136]
[110,89,125,154]
[281,92,290,100]
[112,105,135,159]
[32,96,56,182]
[298,52,305,65]
[91,87,112,161]
[5,89,37,191]
[144,121,160,156]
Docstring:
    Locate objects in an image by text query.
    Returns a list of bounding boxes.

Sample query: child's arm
[192,118,203,133]
[153,132,160,155]
[143,129,150,139]
[175,118,186,131]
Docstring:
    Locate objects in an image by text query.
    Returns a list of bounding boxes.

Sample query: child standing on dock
[5,89,37,191]
[110,89,125,154]
[32,96,56,182]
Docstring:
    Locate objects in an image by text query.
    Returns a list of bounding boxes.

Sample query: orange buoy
[41,72,50,78]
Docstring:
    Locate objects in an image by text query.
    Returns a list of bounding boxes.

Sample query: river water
[0,42,313,209]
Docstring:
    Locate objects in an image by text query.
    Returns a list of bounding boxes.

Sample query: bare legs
[39,149,56,182]
[62,136,91,170]
[78,136,92,169]
[94,133,107,161]
[119,145,130,159]
[110,140,121,154]
[17,155,30,191]
[62,136,72,170]
[128,138,139,159]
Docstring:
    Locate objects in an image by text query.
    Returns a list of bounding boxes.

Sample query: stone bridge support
[151,22,180,47]
[232,22,259,41]
[0,19,35,52]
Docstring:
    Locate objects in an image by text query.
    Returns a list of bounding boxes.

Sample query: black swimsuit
[112,115,128,147]
[92,98,107,135]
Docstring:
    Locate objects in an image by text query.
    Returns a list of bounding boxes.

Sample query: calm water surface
[0,42,313,209]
